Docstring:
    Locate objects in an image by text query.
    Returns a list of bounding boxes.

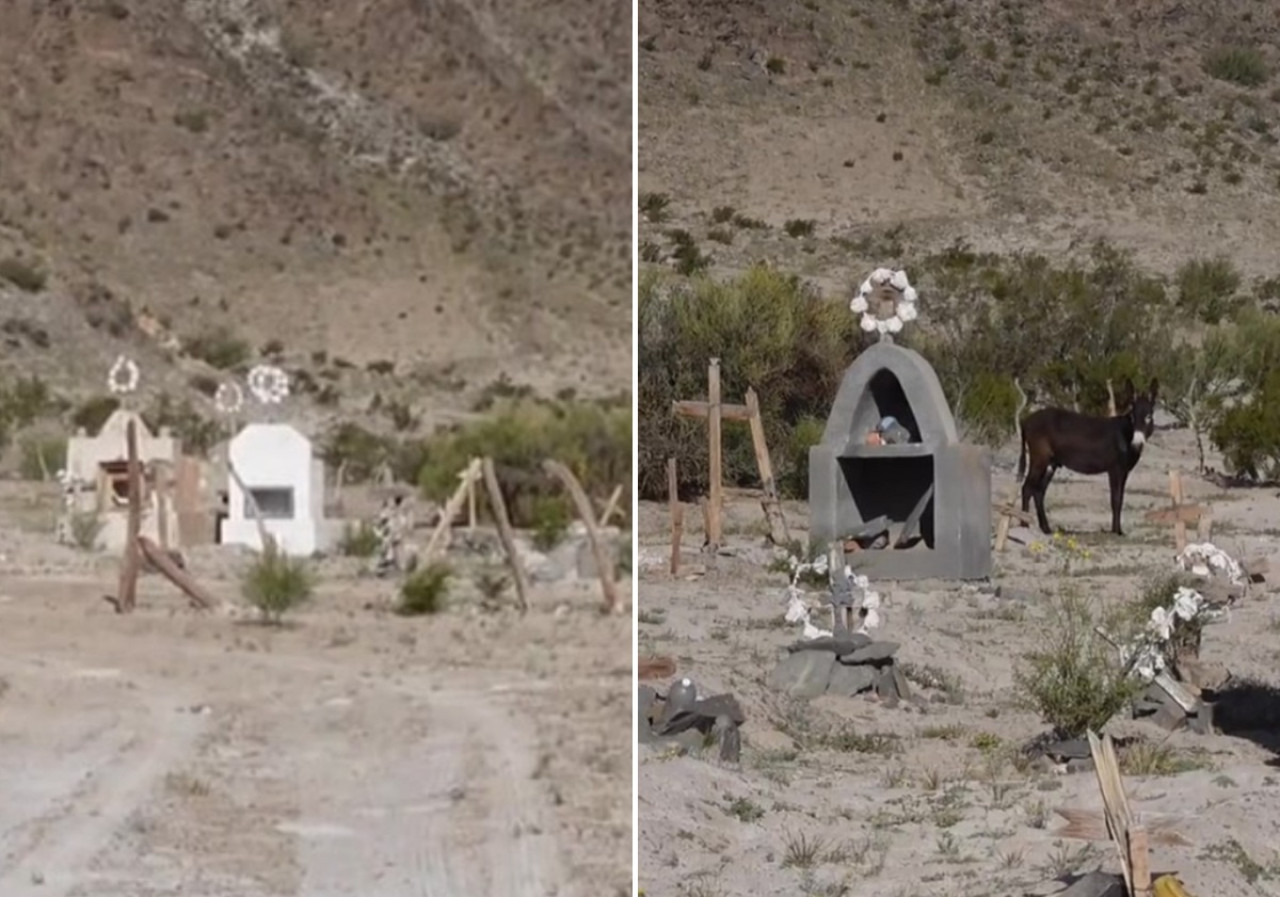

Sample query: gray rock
[840,641,899,664]
[660,678,699,726]
[1058,871,1126,897]
[714,715,741,764]
[1066,758,1096,774]
[767,651,835,699]
[828,663,877,696]
[791,632,872,655]
[638,686,660,744]
[1188,702,1215,735]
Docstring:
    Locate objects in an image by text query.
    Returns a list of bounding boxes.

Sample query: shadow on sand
[1204,678,1280,765]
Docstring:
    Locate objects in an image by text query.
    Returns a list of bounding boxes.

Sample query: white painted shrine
[63,409,180,551]
[219,423,328,556]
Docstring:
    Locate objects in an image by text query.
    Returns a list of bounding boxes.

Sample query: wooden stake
[744,387,790,545]
[707,358,723,550]
[598,484,624,527]
[672,361,790,548]
[467,475,477,532]
[154,463,171,551]
[115,419,142,613]
[667,457,682,576]
[993,493,1035,551]
[481,458,529,613]
[137,535,214,610]
[227,461,274,553]
[543,460,622,615]
[1143,470,1204,552]
[1106,378,1117,417]
[424,458,482,559]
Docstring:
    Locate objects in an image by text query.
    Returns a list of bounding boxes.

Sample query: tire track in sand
[0,659,206,897]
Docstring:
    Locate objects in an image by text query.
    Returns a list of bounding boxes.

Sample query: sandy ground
[637,428,1280,897]
[0,485,631,897]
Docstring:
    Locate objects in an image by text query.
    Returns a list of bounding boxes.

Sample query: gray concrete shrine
[808,342,992,580]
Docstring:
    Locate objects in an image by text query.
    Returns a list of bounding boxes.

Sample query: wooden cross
[1143,469,1208,552]
[671,358,789,550]
[992,490,1035,552]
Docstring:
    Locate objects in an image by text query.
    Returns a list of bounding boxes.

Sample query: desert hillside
[0,0,631,462]
[639,0,1280,285]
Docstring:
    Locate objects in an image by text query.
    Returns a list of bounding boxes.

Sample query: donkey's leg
[1030,464,1055,535]
[1108,468,1128,536]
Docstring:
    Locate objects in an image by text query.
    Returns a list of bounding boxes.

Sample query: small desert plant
[183,325,251,370]
[1015,591,1143,738]
[639,192,671,222]
[530,495,571,551]
[1204,47,1269,87]
[396,562,452,616]
[338,522,381,558]
[1175,256,1244,324]
[783,218,816,238]
[68,511,104,550]
[0,257,48,292]
[241,540,314,624]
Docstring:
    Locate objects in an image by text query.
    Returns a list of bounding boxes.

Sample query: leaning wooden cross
[993,489,1036,552]
[672,358,790,550]
[1143,469,1208,553]
[1051,731,1194,897]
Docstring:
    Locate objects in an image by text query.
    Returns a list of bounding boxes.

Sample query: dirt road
[0,566,631,897]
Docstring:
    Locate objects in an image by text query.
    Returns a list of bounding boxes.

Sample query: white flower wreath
[247,365,290,405]
[850,267,919,336]
[107,355,140,395]
[214,381,244,415]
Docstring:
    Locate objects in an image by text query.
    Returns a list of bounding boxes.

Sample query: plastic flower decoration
[107,355,140,395]
[247,365,290,405]
[850,267,919,336]
[213,381,244,415]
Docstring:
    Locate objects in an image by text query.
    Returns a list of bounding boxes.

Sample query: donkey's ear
[1149,376,1159,399]
[1120,377,1136,402]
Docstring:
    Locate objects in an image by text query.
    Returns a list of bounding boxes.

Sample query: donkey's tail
[1014,376,1030,479]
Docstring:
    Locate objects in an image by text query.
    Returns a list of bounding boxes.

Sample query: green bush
[1174,256,1243,324]
[638,244,1178,499]
[905,241,1174,442]
[183,326,251,369]
[339,522,381,558]
[417,397,630,528]
[1212,368,1280,479]
[1198,309,1280,479]
[71,395,120,433]
[638,265,863,499]
[530,494,571,550]
[19,436,66,481]
[240,540,314,624]
[1204,47,1268,87]
[1015,592,1144,739]
[397,562,451,616]
[143,394,222,456]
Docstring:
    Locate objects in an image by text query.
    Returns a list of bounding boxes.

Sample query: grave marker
[672,359,789,549]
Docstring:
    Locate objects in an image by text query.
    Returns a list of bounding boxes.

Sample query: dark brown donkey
[1017,377,1158,536]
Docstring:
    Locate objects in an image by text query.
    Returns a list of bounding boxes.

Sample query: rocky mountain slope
[639,0,1280,289]
[0,0,631,453]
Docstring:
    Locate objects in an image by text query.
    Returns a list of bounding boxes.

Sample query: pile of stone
[766,632,913,707]
[638,677,744,763]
